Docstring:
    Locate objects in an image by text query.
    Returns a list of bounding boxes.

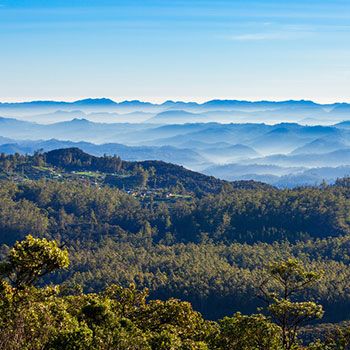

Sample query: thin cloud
[230,32,287,41]
[230,25,316,41]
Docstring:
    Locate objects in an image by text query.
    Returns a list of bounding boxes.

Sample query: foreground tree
[217,312,282,350]
[0,236,332,350]
[0,234,69,289]
[0,236,218,350]
[0,235,70,350]
[260,259,324,350]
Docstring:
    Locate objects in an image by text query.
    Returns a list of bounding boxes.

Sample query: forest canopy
[1,148,350,348]
[0,236,343,350]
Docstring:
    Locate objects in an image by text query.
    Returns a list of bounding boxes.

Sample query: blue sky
[1,0,350,103]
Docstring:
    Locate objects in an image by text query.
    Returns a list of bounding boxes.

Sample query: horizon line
[1,97,350,105]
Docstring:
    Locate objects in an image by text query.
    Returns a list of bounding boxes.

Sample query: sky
[1,0,350,103]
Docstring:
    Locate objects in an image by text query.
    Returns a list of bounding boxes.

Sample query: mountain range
[2,98,350,187]
[2,98,350,125]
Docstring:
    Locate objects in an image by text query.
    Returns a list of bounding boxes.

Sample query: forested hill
[1,147,272,195]
[46,147,229,195]
[4,147,350,327]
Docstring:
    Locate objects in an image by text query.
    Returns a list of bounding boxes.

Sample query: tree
[136,298,216,349]
[308,326,350,350]
[112,318,150,350]
[135,166,149,189]
[217,312,282,350]
[0,235,69,289]
[104,283,148,318]
[260,259,324,350]
[149,166,157,188]
[33,150,45,167]
[43,323,94,350]
[0,236,70,350]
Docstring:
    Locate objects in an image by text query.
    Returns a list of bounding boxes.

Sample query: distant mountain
[0,117,40,138]
[204,163,303,180]
[0,135,14,144]
[146,123,273,147]
[0,98,326,109]
[0,100,67,107]
[119,100,154,108]
[0,138,207,169]
[204,161,350,188]
[73,98,117,106]
[291,137,349,155]
[0,98,160,117]
[201,99,321,110]
[160,100,200,109]
[148,110,206,124]
[0,143,32,154]
[0,117,154,143]
[274,166,350,188]
[153,100,332,124]
[25,110,154,124]
[129,123,218,145]
[249,124,342,154]
[0,98,117,107]
[178,140,232,150]
[298,117,335,126]
[330,104,350,114]
[3,117,350,183]
[246,149,350,168]
[248,127,308,154]
[148,109,256,124]
[1,98,349,123]
[3,117,349,155]
[301,165,350,181]
[198,144,259,163]
[27,110,87,123]
[1,98,349,190]
[335,120,350,129]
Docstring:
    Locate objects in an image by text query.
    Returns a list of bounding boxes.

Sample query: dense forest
[2,148,350,348]
[0,235,348,349]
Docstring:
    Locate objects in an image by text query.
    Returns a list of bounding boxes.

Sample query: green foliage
[306,326,350,350]
[148,328,182,350]
[217,312,282,350]
[104,283,148,318]
[4,149,350,346]
[261,259,322,301]
[47,324,94,350]
[0,235,69,288]
[260,259,324,350]
[0,237,345,350]
[2,177,350,321]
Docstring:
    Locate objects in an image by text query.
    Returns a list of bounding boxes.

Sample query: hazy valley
[2,98,350,187]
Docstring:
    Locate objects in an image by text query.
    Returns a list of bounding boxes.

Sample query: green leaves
[104,283,148,318]
[260,259,324,350]
[268,300,324,327]
[46,324,94,350]
[262,258,322,301]
[0,230,336,349]
[217,312,282,350]
[1,235,69,288]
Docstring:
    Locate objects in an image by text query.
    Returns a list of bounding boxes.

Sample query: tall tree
[259,259,324,350]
